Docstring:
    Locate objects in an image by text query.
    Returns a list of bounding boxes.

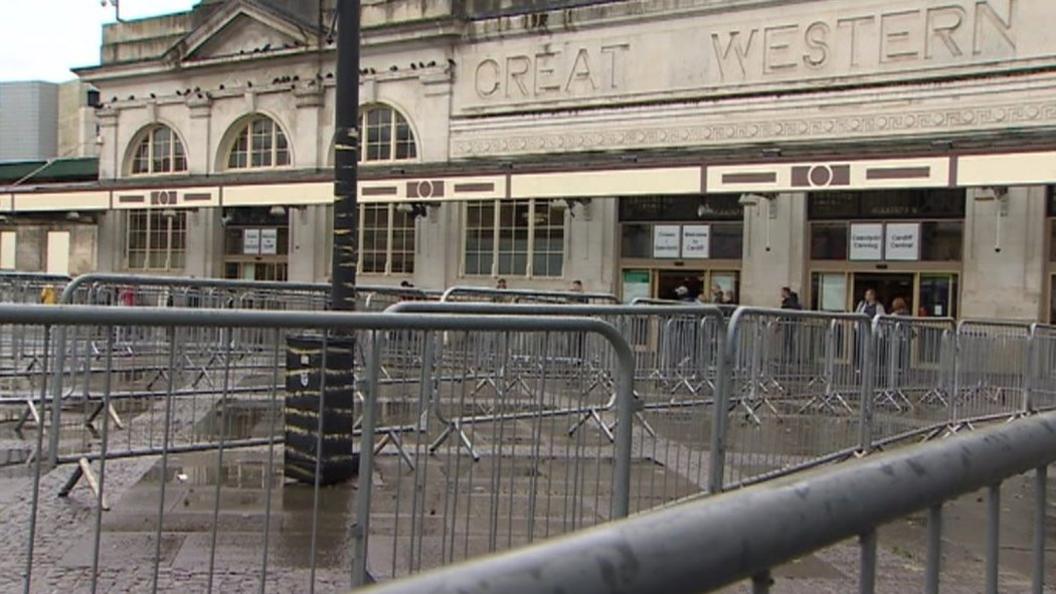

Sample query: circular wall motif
[809,165,833,187]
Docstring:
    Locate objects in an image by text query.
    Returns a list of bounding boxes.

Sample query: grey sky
[0,0,197,83]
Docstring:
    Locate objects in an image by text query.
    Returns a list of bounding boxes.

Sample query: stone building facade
[5,0,1056,321]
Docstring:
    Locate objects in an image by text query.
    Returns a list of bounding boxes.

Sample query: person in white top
[855,288,886,318]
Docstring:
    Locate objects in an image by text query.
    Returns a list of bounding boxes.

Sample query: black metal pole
[284,0,361,486]
[332,0,360,310]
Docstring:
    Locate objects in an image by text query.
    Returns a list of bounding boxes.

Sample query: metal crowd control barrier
[387,301,727,512]
[0,271,72,304]
[366,409,1056,594]
[1,304,635,592]
[440,285,619,304]
[708,310,1054,493]
[710,308,873,491]
[0,273,434,453]
[955,319,1033,426]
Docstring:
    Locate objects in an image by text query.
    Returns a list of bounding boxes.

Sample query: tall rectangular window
[463,199,565,278]
[126,209,186,271]
[358,203,415,275]
[464,201,495,276]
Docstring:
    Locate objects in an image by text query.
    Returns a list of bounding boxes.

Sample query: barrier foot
[85,402,125,432]
[14,399,41,432]
[608,411,657,439]
[429,422,480,461]
[58,457,110,511]
[374,429,415,471]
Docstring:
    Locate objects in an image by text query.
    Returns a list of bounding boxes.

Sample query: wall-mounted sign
[681,225,711,259]
[260,228,278,256]
[653,225,681,259]
[849,223,883,261]
[884,223,920,261]
[243,229,261,255]
[622,270,651,304]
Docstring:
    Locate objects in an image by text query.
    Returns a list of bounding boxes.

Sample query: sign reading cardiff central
[459,0,1031,113]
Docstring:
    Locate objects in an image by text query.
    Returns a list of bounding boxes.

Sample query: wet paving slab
[1,384,1053,592]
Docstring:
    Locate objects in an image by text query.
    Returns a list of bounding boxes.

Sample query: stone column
[416,203,453,289]
[186,95,213,175]
[184,208,224,278]
[961,186,1046,320]
[288,204,330,282]
[96,108,119,180]
[739,192,807,307]
[293,84,324,169]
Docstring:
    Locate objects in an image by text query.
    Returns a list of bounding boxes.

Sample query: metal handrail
[362,409,1056,594]
[440,285,619,303]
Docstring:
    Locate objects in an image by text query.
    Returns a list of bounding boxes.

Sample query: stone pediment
[178,0,315,63]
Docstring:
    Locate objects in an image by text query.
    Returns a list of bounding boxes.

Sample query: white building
[5,0,1056,321]
[0,82,60,162]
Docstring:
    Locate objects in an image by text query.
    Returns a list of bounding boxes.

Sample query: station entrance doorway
[813,271,958,317]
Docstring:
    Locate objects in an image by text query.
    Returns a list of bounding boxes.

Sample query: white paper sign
[243,229,261,255]
[653,225,681,259]
[260,228,278,255]
[622,270,651,304]
[884,223,920,261]
[681,225,711,259]
[849,224,883,261]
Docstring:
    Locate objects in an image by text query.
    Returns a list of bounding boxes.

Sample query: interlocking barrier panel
[0,294,1053,593]
[0,305,634,592]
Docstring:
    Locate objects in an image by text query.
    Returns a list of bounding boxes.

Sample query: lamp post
[284,0,361,485]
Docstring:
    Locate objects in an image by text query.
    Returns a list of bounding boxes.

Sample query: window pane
[531,200,564,277]
[132,140,150,174]
[710,223,743,260]
[620,224,651,258]
[464,201,495,275]
[810,223,848,260]
[360,204,389,273]
[920,221,963,261]
[173,137,187,172]
[619,195,743,222]
[809,190,966,220]
[275,129,290,166]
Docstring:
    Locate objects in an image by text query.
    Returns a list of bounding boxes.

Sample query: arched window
[225,115,290,169]
[130,125,187,175]
[360,105,417,162]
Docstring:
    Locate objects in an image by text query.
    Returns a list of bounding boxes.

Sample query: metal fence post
[1026,324,1039,414]
[47,325,67,466]
[708,310,740,494]
[352,331,382,586]
[612,329,635,518]
[858,319,876,454]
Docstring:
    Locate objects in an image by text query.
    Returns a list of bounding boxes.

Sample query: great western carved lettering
[474,44,630,100]
[468,0,1022,104]
[709,1,1015,81]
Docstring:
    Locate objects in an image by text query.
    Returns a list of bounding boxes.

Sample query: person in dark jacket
[780,286,802,310]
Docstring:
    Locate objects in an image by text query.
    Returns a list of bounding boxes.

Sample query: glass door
[851,273,914,315]
[919,274,957,318]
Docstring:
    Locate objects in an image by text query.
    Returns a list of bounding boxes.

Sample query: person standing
[39,285,58,305]
[780,286,802,310]
[855,289,886,318]
[891,297,910,316]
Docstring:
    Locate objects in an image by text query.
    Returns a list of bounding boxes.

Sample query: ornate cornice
[452,98,1056,158]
